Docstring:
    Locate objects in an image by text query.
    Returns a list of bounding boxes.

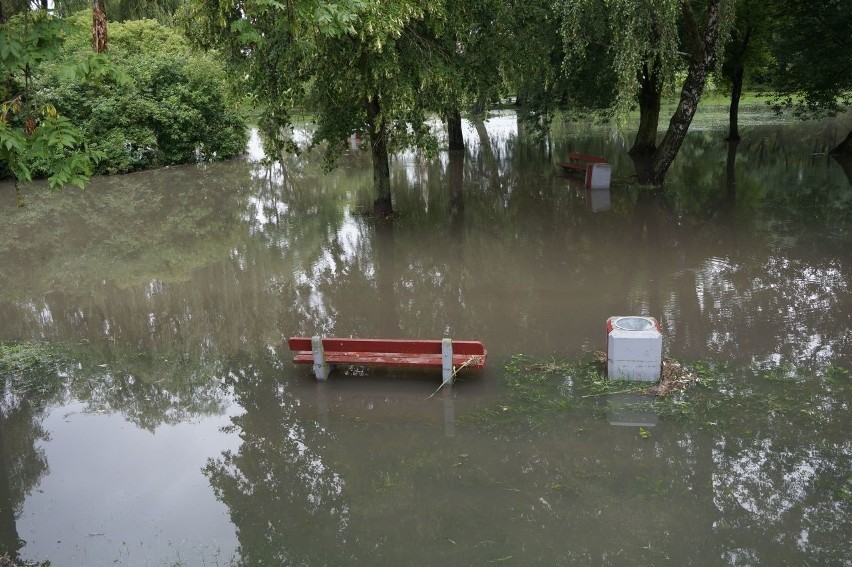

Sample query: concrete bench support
[311,335,329,381]
[442,338,453,385]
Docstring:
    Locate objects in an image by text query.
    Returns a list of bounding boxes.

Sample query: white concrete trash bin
[589,163,612,189]
[606,316,662,382]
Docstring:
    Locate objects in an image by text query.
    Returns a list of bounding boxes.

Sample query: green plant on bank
[0,341,67,398]
[30,14,247,176]
[1,10,247,190]
[0,11,100,195]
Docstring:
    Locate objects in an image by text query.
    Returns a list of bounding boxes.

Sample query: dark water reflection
[1,110,850,565]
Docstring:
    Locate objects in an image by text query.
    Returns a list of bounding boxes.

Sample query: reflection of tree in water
[66,346,230,431]
[704,378,852,564]
[713,438,851,547]
[204,353,350,565]
[0,349,65,563]
[203,351,851,564]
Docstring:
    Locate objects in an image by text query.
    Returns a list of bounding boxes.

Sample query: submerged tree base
[830,131,852,157]
[373,197,394,218]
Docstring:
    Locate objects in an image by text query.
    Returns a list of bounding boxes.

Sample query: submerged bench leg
[312,335,329,381]
[442,338,453,386]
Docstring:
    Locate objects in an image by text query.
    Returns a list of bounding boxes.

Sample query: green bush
[27,14,247,176]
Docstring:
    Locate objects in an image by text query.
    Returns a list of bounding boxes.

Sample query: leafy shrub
[26,14,247,176]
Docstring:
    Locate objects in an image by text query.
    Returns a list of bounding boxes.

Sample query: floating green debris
[464,352,851,431]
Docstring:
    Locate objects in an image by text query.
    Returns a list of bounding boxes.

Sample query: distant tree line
[1,0,849,211]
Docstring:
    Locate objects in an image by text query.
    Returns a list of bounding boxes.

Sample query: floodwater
[1,108,850,566]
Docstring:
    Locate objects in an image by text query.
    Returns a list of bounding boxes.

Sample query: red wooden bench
[287,336,487,384]
[558,152,608,187]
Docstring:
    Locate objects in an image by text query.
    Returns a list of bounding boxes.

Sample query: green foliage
[769,0,852,118]
[55,0,184,24]
[28,15,248,176]
[0,11,97,189]
[559,0,682,114]
[719,0,774,87]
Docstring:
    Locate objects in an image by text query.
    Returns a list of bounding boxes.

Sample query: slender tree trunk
[644,0,728,185]
[725,28,750,142]
[446,108,464,152]
[366,96,393,216]
[725,67,744,141]
[92,0,108,53]
[630,61,662,156]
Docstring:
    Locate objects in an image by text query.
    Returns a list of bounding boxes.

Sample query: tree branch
[680,0,705,61]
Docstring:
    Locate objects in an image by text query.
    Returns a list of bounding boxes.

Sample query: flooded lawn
[1,108,851,565]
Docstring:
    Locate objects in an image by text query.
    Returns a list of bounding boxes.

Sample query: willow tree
[561,0,680,155]
[185,0,449,215]
[560,0,735,184]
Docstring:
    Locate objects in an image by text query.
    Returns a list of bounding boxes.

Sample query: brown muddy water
[1,109,851,566]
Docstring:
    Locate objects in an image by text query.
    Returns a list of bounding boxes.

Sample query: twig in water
[426,356,483,399]
[581,388,644,398]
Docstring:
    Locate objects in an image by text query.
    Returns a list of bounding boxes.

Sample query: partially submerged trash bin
[588,163,612,189]
[606,316,662,382]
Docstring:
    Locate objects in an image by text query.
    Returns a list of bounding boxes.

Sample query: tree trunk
[644,0,727,185]
[446,108,464,152]
[366,96,393,216]
[630,61,662,156]
[725,27,750,142]
[725,66,744,141]
[92,0,108,53]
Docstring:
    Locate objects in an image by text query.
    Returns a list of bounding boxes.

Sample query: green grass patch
[0,341,68,397]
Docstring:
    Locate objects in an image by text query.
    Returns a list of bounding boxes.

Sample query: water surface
[1,109,850,565]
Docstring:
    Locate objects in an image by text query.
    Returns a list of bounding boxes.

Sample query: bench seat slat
[292,352,486,369]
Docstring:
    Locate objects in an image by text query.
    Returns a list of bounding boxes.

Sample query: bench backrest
[568,152,607,163]
[288,337,486,356]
